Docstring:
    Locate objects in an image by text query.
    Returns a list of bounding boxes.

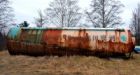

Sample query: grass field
[0,50,140,75]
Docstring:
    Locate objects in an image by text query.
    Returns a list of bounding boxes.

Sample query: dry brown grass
[0,50,140,75]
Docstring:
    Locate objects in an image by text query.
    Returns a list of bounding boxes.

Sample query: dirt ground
[0,50,140,75]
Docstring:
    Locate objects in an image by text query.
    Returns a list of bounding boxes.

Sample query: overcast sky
[11,0,140,28]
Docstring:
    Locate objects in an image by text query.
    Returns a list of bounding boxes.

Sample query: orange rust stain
[42,29,62,45]
[96,30,134,53]
[63,29,90,49]
[96,40,132,53]
[79,29,90,49]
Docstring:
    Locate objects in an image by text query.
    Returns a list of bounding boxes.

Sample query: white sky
[11,0,140,27]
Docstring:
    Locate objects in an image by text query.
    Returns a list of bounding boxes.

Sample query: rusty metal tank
[6,27,135,57]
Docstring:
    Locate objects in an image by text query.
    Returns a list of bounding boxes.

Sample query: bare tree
[34,10,45,27]
[130,3,140,45]
[44,0,81,27]
[86,0,124,28]
[0,0,13,32]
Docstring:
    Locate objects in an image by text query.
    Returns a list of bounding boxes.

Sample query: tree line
[0,0,140,37]
[34,0,124,28]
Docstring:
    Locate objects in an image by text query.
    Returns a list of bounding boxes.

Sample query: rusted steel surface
[42,30,62,46]
[6,27,135,56]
